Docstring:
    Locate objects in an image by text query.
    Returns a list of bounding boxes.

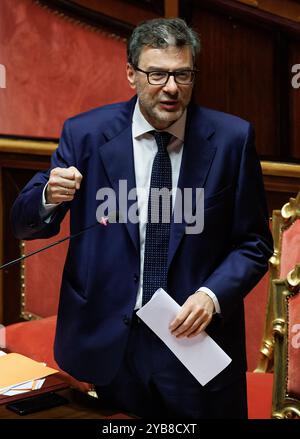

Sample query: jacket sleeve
[11,120,76,240]
[203,125,273,320]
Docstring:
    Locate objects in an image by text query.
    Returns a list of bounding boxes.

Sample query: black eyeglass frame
[133,65,198,85]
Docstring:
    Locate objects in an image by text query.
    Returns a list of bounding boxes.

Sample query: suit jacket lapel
[168,106,217,268]
[98,98,140,252]
[98,99,217,265]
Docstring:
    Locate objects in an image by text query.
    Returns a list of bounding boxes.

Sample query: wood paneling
[72,0,160,25]
[238,0,300,23]
[165,0,179,18]
[262,161,299,213]
[192,7,279,158]
[0,138,58,156]
[1,167,41,325]
[186,0,300,162]
[289,41,300,161]
[262,160,300,178]
[0,141,53,324]
[194,0,300,36]
[261,161,300,212]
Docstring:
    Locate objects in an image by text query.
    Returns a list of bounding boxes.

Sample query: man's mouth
[159,100,180,111]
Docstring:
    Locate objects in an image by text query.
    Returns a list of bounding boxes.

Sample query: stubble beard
[139,95,185,129]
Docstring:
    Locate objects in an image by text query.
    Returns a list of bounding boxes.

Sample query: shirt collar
[132,99,186,142]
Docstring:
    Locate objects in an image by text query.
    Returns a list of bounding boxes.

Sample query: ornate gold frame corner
[255,191,300,373]
[272,264,300,419]
[281,191,300,223]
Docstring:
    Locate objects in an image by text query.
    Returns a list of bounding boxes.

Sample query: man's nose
[162,74,179,94]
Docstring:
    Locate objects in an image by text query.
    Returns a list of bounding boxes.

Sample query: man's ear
[126,63,136,90]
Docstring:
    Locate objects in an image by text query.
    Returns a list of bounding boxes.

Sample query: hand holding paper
[136,288,231,386]
[169,290,214,337]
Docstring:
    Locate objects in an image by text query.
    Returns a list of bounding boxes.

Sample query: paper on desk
[0,352,58,390]
[136,288,231,386]
[0,351,46,396]
[1,378,46,396]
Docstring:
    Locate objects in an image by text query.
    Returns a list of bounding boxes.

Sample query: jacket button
[133,274,139,283]
[123,315,130,325]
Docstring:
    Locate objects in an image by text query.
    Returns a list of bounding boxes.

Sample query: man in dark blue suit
[12,18,273,418]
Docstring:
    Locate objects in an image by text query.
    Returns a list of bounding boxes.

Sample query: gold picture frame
[272,264,300,418]
[256,191,300,373]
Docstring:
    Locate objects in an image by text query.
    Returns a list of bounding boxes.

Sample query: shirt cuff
[195,287,221,314]
[40,184,60,222]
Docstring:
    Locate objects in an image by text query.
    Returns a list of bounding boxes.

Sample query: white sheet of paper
[2,378,45,396]
[136,288,232,386]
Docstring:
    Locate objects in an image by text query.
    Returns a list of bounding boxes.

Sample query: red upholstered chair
[246,370,273,419]
[245,266,274,418]
[246,191,300,418]
[256,191,300,373]
[5,213,92,393]
[272,264,300,418]
[244,267,270,371]
[245,272,274,418]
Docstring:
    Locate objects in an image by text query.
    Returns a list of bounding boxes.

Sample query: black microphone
[0,212,120,271]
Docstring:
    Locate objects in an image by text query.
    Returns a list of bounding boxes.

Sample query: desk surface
[0,388,132,419]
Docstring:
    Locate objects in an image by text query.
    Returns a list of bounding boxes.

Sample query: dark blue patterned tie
[142,131,172,305]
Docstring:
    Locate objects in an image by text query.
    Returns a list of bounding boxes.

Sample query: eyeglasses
[133,66,197,85]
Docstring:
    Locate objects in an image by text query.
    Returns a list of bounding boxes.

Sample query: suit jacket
[12,96,273,390]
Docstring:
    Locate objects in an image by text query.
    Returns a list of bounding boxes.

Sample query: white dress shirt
[42,100,220,313]
[131,101,220,312]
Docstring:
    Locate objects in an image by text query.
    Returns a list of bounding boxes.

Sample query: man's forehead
[138,45,193,66]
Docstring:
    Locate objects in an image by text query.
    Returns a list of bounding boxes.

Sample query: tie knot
[152,131,172,151]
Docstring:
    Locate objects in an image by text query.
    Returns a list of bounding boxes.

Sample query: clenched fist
[45,166,83,204]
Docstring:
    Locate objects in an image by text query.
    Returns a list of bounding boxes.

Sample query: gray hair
[127,18,201,66]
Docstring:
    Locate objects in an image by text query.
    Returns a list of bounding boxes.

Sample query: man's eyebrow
[145,66,192,71]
